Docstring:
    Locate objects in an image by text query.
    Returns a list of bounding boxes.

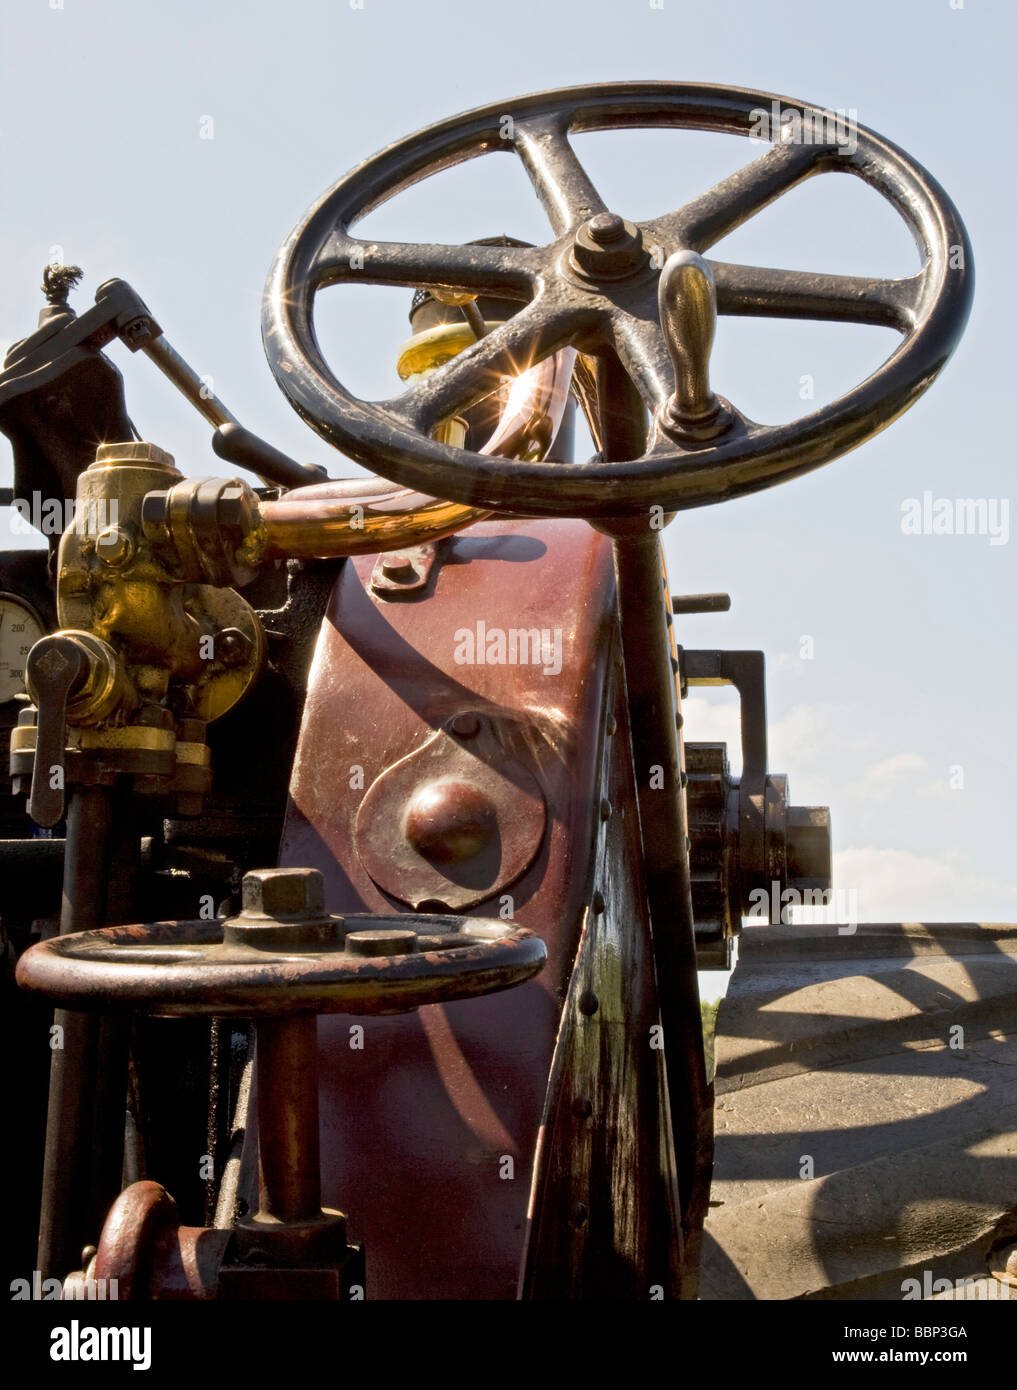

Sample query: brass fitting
[55,440,264,725]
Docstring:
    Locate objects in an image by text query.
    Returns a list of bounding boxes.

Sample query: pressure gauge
[0,593,46,704]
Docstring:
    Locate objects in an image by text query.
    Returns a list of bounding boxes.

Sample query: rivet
[578,989,599,1016]
[449,711,481,739]
[591,891,605,915]
[405,779,495,863]
[680,770,688,788]
[606,714,617,736]
[572,1202,589,1227]
[572,1096,593,1120]
[381,556,415,581]
[599,798,612,821]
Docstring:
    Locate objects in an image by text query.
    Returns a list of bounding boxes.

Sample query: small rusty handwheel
[15,870,546,1018]
[263,81,973,519]
[24,869,547,1287]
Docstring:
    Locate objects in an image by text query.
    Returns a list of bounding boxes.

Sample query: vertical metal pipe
[87,792,137,1234]
[595,352,647,461]
[254,1015,321,1224]
[36,784,139,1280]
[37,786,114,1279]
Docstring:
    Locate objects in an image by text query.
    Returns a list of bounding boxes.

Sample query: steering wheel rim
[262,81,973,519]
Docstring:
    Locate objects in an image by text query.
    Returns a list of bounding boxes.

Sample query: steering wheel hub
[570,213,648,281]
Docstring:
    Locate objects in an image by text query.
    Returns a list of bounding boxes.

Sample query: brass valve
[23,630,131,826]
[12,439,264,824]
[54,440,264,722]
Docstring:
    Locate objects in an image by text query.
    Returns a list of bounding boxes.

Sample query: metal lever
[134,319,326,488]
[657,251,732,442]
[672,592,732,615]
[140,334,326,487]
[25,636,87,827]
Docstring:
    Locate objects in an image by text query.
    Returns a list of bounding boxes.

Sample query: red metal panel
[281,519,616,1298]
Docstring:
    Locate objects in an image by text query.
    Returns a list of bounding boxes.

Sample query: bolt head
[217,484,252,530]
[219,626,254,667]
[381,554,416,581]
[345,928,418,957]
[140,490,172,542]
[95,524,134,567]
[242,867,326,920]
[587,212,626,245]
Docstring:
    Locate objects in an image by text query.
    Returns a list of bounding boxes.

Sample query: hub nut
[243,867,325,919]
[224,867,342,950]
[570,213,647,281]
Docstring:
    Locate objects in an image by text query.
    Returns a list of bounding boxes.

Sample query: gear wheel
[685,742,739,969]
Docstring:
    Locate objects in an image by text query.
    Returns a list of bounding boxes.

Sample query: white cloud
[862,752,927,782]
[846,751,928,801]
[832,846,1017,923]
[682,693,742,758]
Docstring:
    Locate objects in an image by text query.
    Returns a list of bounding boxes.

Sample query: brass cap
[93,441,177,469]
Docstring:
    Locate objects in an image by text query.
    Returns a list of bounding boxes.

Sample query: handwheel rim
[263,81,973,518]
[15,914,547,1017]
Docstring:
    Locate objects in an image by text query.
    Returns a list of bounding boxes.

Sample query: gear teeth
[685,741,734,963]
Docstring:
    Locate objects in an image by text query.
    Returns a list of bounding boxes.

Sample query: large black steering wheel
[262,81,973,520]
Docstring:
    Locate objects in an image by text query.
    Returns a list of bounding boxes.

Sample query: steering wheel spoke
[312,232,543,296]
[710,261,925,331]
[385,295,580,433]
[512,114,608,236]
[609,312,673,418]
[649,141,827,253]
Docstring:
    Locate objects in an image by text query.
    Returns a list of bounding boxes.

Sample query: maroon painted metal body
[280,518,682,1298]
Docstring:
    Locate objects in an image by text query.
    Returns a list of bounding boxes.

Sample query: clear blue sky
[1,0,1013,919]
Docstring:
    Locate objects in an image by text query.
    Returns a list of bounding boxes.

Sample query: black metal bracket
[679,647,768,911]
[0,278,324,495]
[678,647,766,786]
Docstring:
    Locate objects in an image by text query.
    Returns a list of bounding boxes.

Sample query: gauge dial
[0,594,46,704]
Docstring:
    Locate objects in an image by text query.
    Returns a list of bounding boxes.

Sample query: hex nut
[95,524,135,567]
[787,805,832,890]
[94,441,177,469]
[241,867,326,920]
